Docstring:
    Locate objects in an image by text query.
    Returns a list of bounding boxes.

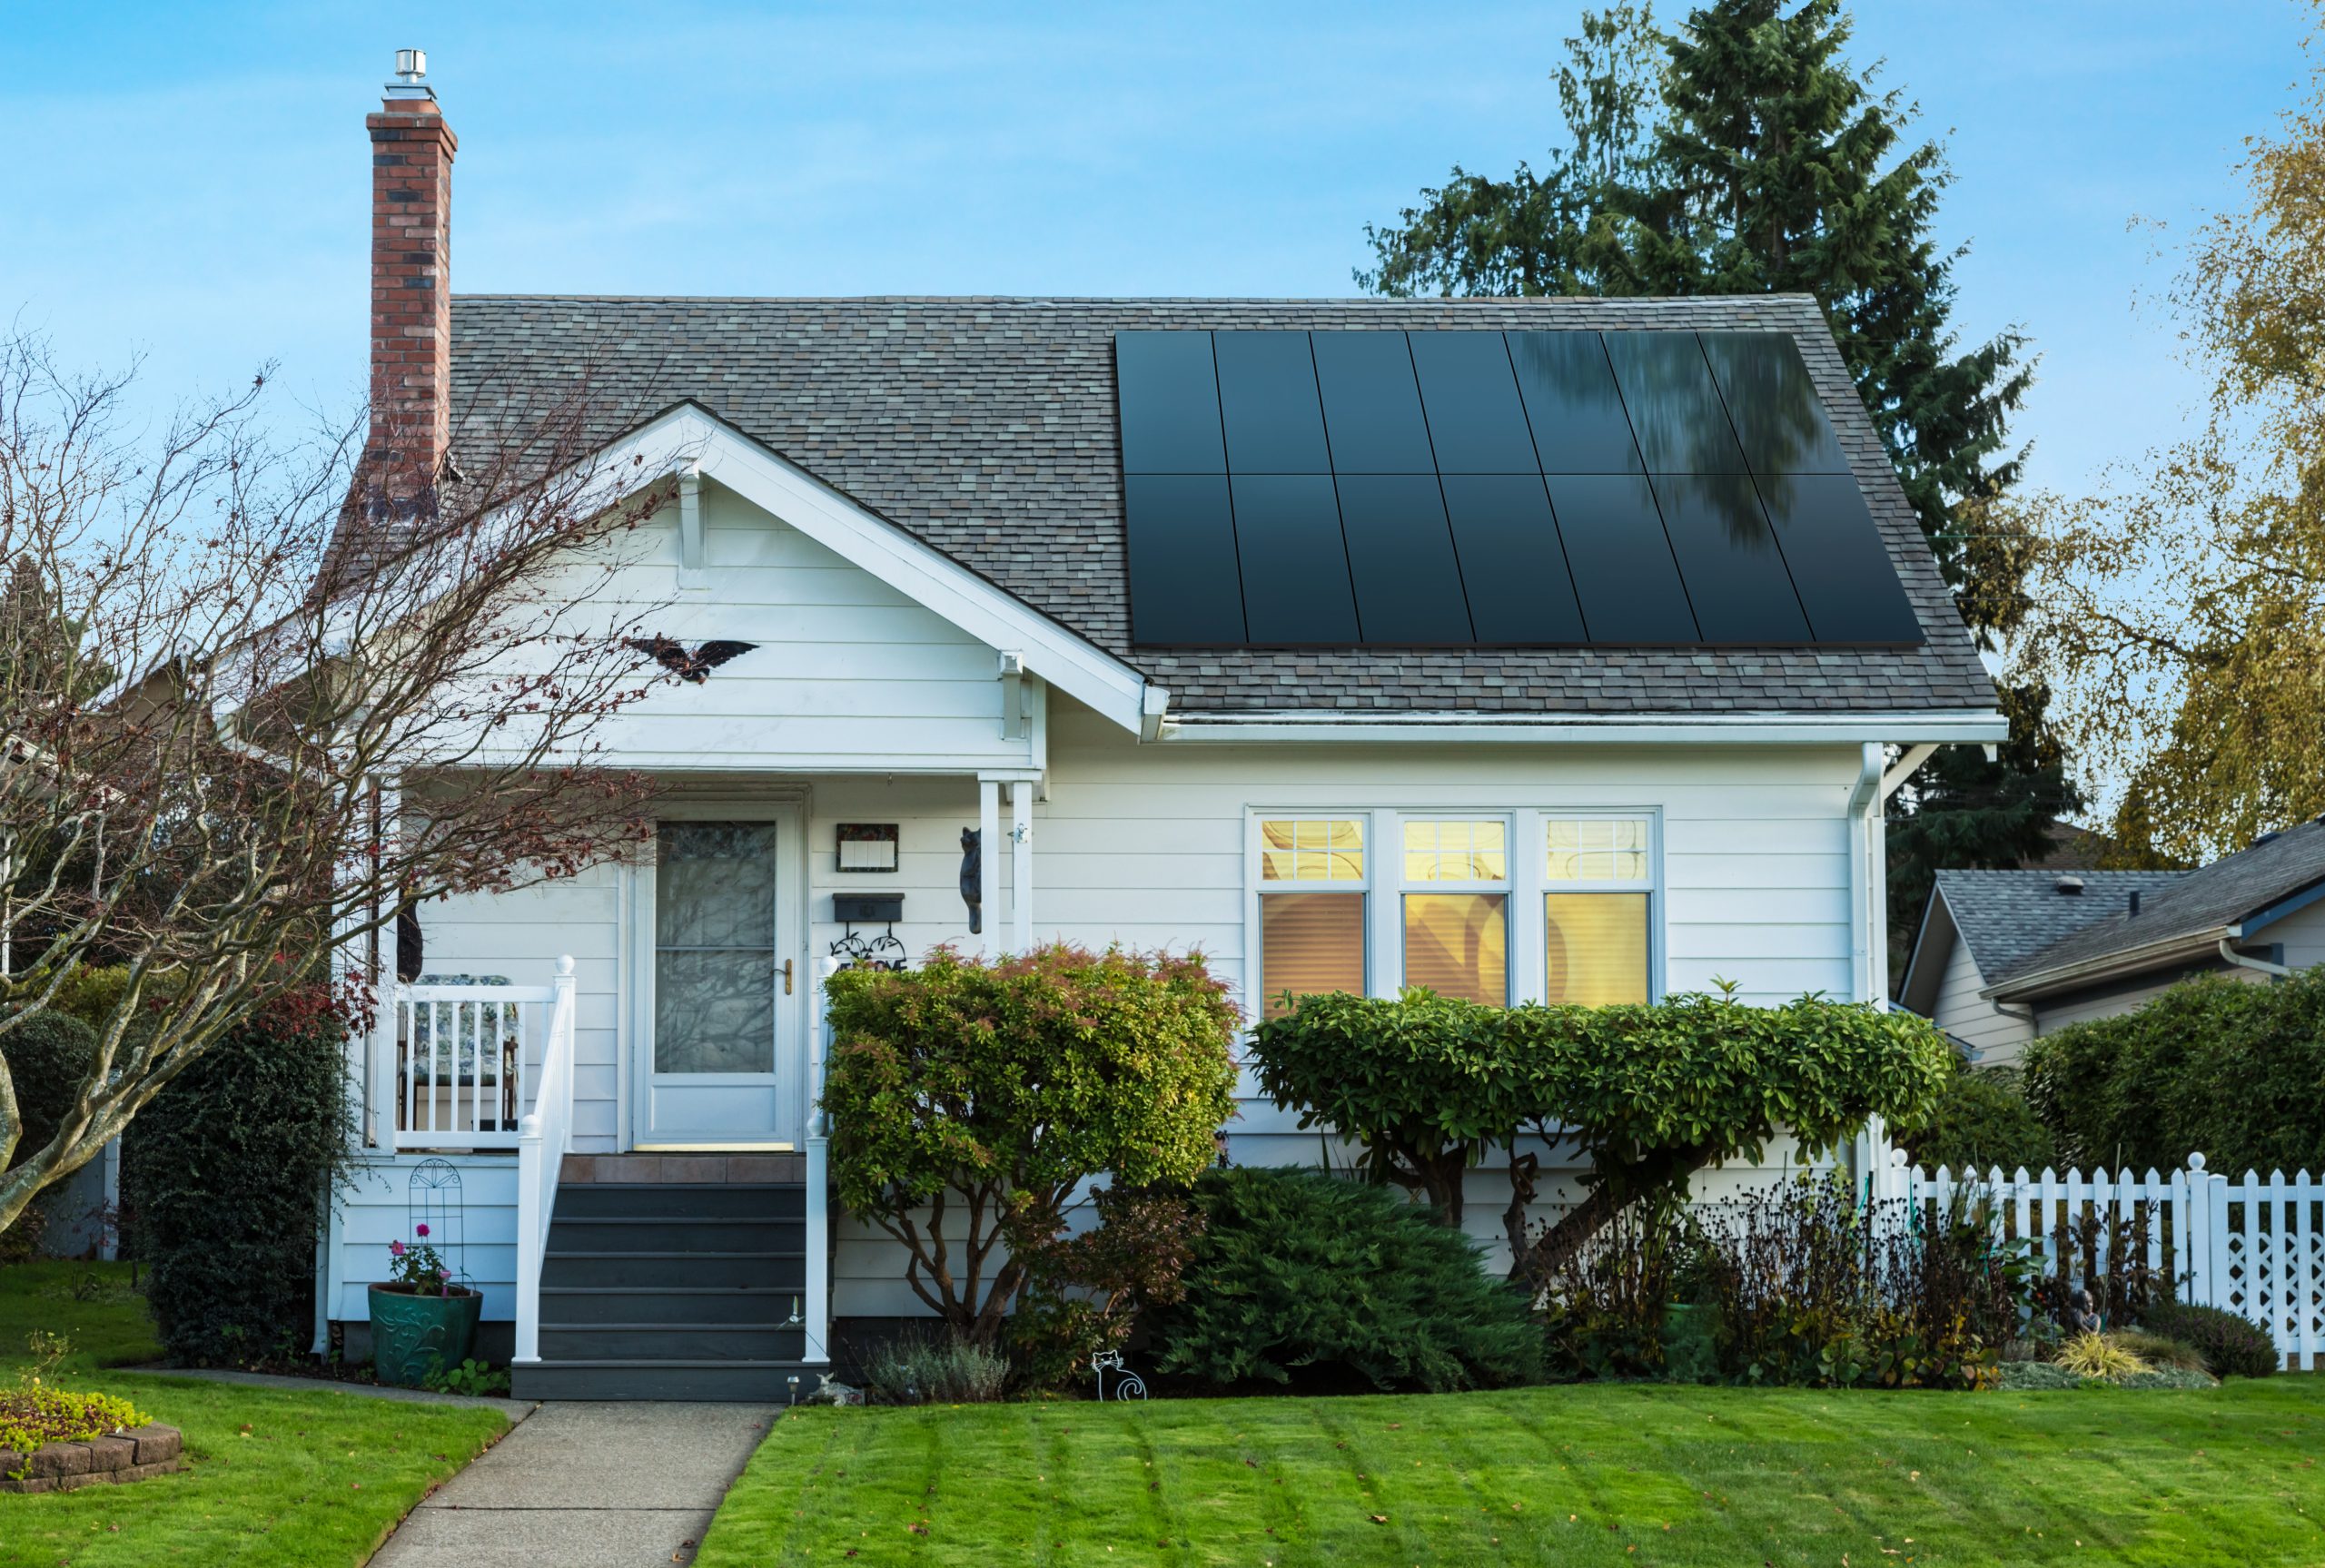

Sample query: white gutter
[1155,710,2010,746]
[2218,935,2294,978]
[1985,928,2229,1002]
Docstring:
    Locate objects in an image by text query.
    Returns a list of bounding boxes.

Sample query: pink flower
[416,1223,430,1238]
[390,1239,406,1257]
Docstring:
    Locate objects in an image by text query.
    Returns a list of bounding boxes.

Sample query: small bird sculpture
[624,635,759,683]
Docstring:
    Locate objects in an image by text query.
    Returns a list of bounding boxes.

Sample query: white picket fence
[1873,1151,2323,1370]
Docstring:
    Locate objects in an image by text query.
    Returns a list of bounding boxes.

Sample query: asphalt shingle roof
[445,292,1995,717]
[1994,818,2325,988]
[1934,868,2191,984]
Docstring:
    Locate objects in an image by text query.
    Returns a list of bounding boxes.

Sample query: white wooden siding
[1929,937,2033,1065]
[2264,899,2325,970]
[515,481,1035,774]
[324,1155,519,1323]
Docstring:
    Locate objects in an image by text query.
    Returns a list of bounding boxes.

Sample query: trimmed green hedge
[119,988,353,1365]
[2023,970,2325,1176]
[2,1011,100,1175]
[1896,1064,2055,1175]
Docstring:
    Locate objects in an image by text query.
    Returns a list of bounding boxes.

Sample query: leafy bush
[422,1358,510,1397]
[1997,1358,2086,1390]
[1538,1204,1680,1380]
[1009,1183,1202,1390]
[2055,1330,2149,1379]
[1251,988,1951,1287]
[3,1011,100,1175]
[1150,1167,1541,1394]
[823,944,1239,1344]
[2024,969,2325,1175]
[1895,1063,2055,1176]
[2137,1299,2280,1378]
[2111,1329,2208,1374]
[1703,1178,2032,1390]
[861,1330,1012,1405]
[119,987,353,1365]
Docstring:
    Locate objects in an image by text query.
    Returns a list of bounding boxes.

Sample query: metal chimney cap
[385,48,436,100]
[2053,874,2085,895]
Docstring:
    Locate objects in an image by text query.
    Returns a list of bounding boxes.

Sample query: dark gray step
[540,1249,806,1290]
[539,1323,807,1361]
[548,1216,804,1253]
[555,1183,806,1221]
[512,1357,819,1402]
[539,1287,800,1325]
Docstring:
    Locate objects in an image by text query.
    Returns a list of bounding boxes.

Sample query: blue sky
[0,1,2309,492]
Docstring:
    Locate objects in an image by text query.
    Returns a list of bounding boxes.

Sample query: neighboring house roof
[1986,818,2325,1001]
[440,291,1994,721]
[1927,868,2190,987]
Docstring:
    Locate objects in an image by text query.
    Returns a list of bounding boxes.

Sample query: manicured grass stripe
[698,1381,2325,1566]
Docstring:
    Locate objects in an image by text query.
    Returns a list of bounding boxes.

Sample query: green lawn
[0,1260,510,1567]
[698,1378,2324,1567]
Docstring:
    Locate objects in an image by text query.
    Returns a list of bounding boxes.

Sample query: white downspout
[803,954,839,1366]
[2218,935,2294,978]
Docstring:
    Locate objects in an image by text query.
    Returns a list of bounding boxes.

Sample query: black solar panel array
[1114,329,1923,648]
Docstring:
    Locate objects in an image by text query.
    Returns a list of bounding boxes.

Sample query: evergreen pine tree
[1362,0,2075,982]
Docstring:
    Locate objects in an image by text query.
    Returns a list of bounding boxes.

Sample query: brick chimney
[365,49,456,508]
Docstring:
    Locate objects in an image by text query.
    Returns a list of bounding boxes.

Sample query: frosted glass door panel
[656,823,777,1075]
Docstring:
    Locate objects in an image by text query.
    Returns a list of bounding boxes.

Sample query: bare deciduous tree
[0,331,679,1234]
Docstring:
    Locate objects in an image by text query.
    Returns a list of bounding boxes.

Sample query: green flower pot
[368,1283,482,1387]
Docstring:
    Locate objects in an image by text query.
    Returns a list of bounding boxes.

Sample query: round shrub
[119,988,353,1366]
[2,1011,100,1172]
[1896,1064,2055,1176]
[1149,1167,1542,1394]
[2024,969,2325,1175]
[2136,1299,2279,1379]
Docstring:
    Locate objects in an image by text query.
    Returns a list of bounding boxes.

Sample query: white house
[1899,823,2325,1066]
[316,60,2005,1398]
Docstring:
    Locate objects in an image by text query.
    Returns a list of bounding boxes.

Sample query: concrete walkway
[370,1401,780,1567]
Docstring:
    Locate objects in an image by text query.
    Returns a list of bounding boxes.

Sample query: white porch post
[1010,781,1034,954]
[978,776,1002,958]
[803,954,840,1366]
[367,773,401,1152]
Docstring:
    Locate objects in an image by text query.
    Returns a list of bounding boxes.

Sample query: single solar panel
[1230,474,1360,643]
[1333,473,1475,644]
[1410,331,1539,471]
[1440,474,1587,643]
[1602,332,1749,473]
[1698,332,1850,475]
[1507,332,1644,473]
[1115,331,1228,473]
[1755,473,1924,643]
[1647,474,1813,644]
[1542,474,1700,643]
[1311,332,1436,473]
[1122,474,1246,643]
[1213,331,1331,473]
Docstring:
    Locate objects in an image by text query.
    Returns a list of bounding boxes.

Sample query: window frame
[1393,814,1515,1006]
[1531,809,1663,1006]
[1241,805,1665,1022]
[1249,814,1374,1018]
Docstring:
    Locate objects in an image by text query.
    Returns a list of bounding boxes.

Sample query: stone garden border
[0,1422,182,1493]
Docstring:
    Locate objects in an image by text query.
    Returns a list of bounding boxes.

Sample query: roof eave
[1984,927,2231,1003]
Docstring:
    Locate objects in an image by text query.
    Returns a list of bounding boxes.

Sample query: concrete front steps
[511,1155,817,1402]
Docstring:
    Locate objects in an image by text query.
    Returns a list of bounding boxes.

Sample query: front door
[639,813,802,1148]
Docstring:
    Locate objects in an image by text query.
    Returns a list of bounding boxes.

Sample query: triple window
[1255,811,1656,1018]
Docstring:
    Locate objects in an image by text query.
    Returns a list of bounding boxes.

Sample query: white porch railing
[1875,1151,2324,1370]
[512,956,579,1369]
[386,980,555,1150]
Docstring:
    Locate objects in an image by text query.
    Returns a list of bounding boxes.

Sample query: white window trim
[1536,808,1664,1004]
[1242,805,1666,1021]
[1393,814,1516,1006]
